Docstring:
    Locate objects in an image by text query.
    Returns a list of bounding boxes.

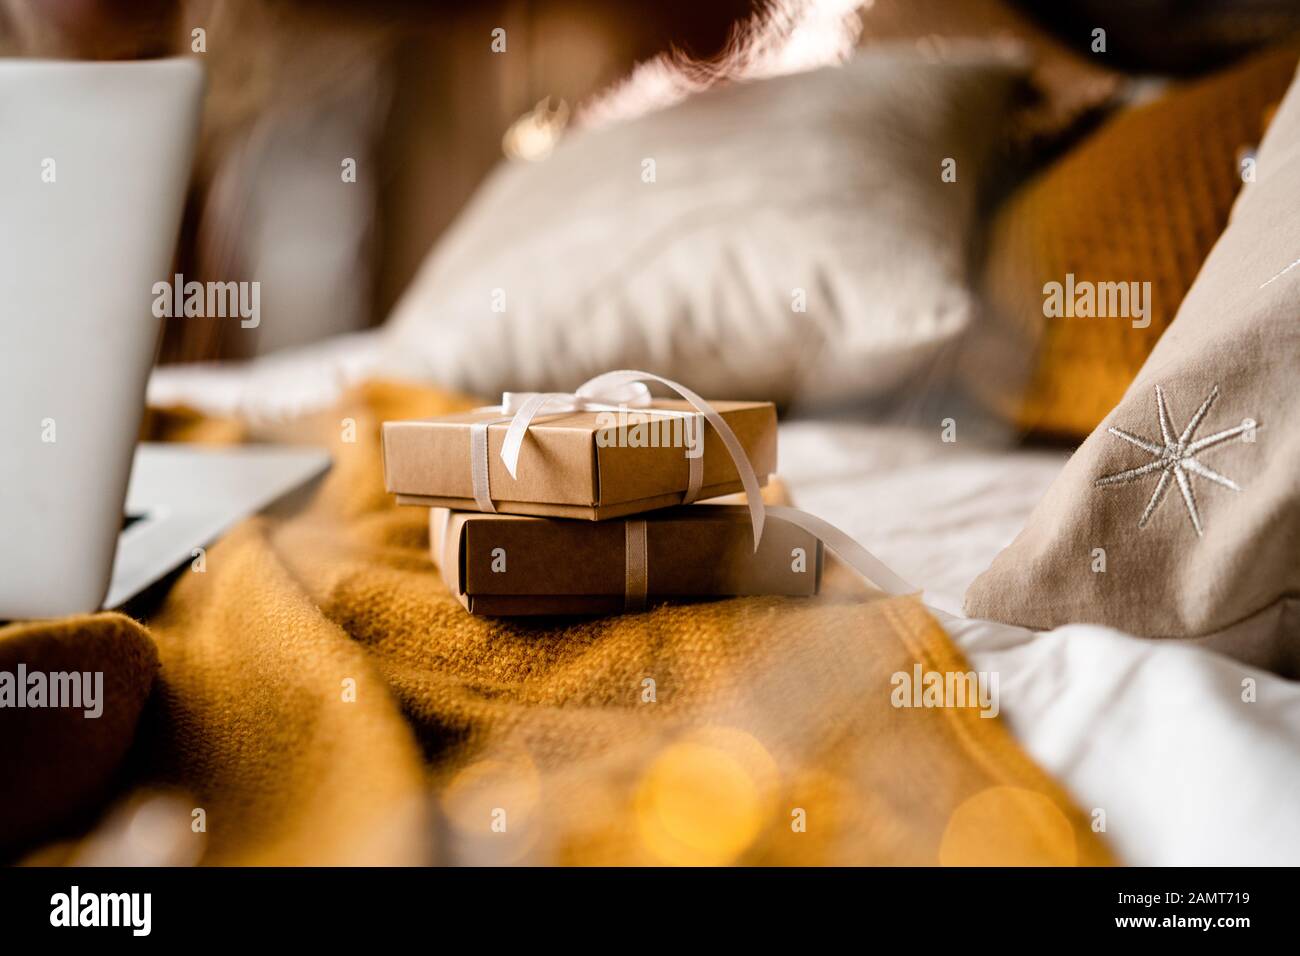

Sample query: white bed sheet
[780,418,1300,865]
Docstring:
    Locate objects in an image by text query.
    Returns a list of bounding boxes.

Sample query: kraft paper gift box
[384,399,776,520]
[430,505,822,616]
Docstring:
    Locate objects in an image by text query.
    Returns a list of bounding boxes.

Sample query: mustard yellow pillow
[969,42,1299,438]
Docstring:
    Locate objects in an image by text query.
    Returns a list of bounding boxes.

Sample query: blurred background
[3,0,1299,426]
[3,0,757,361]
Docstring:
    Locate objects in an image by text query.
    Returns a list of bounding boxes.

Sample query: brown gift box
[384,400,776,520]
[430,504,822,616]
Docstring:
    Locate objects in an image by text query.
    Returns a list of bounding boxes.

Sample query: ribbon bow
[485,370,762,547]
[472,369,915,596]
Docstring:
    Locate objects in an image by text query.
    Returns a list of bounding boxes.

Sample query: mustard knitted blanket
[2,382,1110,866]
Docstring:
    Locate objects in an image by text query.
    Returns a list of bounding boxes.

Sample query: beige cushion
[377,50,1023,408]
[964,62,1300,641]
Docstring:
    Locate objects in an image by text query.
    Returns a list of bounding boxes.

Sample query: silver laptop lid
[0,57,203,618]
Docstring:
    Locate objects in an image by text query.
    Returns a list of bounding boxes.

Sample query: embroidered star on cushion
[1094,385,1257,536]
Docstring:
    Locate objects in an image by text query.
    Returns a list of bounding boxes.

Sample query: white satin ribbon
[766,505,915,596]
[471,369,916,596]
[469,372,721,530]
[489,370,763,547]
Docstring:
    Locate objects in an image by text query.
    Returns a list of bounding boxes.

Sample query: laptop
[0,57,328,620]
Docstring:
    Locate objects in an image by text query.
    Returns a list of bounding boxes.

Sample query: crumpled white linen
[944,611,1300,865]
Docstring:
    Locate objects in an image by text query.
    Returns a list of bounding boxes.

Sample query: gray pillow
[965,62,1300,647]
[378,49,1025,408]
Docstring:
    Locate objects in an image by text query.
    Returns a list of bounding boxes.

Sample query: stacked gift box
[381,389,828,616]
